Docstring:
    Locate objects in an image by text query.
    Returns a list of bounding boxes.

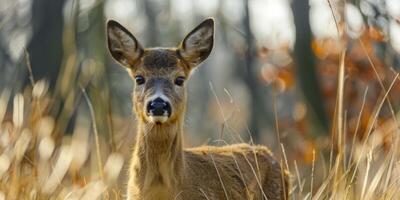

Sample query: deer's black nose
[147,97,171,117]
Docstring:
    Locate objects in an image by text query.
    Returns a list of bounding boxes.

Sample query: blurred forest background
[1,0,400,199]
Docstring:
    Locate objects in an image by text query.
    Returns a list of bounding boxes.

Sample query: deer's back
[178,143,288,200]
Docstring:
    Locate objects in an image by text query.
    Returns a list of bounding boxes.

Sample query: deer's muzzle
[146,97,172,123]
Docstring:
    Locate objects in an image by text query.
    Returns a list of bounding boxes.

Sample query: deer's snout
[147,97,171,118]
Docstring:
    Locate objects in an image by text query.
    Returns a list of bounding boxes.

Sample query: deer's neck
[129,119,184,198]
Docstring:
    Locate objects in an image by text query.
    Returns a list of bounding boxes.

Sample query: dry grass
[1,53,400,199]
[0,82,125,199]
[1,4,400,199]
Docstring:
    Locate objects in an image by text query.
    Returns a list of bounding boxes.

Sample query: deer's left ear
[178,18,214,68]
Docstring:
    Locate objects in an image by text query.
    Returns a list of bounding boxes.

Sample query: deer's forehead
[141,49,179,69]
[136,49,187,76]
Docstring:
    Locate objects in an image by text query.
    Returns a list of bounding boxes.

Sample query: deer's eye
[174,76,185,86]
[135,75,145,85]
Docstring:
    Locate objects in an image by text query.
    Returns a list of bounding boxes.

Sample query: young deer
[107,18,288,200]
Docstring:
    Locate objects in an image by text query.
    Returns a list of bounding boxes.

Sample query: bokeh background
[1,0,400,199]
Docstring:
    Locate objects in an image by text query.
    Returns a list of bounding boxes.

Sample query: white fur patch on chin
[149,116,168,124]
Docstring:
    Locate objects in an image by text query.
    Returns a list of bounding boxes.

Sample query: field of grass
[1,1,400,199]
[0,49,399,200]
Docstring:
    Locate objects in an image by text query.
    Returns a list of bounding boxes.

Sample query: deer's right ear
[107,20,143,68]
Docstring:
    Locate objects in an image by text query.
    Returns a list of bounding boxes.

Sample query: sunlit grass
[1,2,400,198]
[1,47,400,200]
[1,54,400,200]
[0,79,125,199]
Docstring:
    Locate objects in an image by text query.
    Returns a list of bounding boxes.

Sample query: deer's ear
[178,18,214,68]
[107,20,143,68]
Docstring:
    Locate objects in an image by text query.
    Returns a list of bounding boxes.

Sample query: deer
[106,18,288,200]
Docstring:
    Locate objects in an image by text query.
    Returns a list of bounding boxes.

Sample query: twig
[310,149,316,200]
[327,0,340,38]
[80,85,104,180]
[209,154,230,200]
[336,50,346,157]
[24,48,35,86]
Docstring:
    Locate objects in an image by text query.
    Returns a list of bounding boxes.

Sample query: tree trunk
[292,0,329,134]
[27,0,66,85]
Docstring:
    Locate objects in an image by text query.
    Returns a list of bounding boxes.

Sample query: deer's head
[107,19,214,124]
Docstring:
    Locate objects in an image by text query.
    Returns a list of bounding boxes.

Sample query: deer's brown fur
[107,18,288,200]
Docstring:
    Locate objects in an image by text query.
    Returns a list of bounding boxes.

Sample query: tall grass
[0,82,125,199]
[2,35,400,200]
[1,52,400,200]
[1,3,400,199]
